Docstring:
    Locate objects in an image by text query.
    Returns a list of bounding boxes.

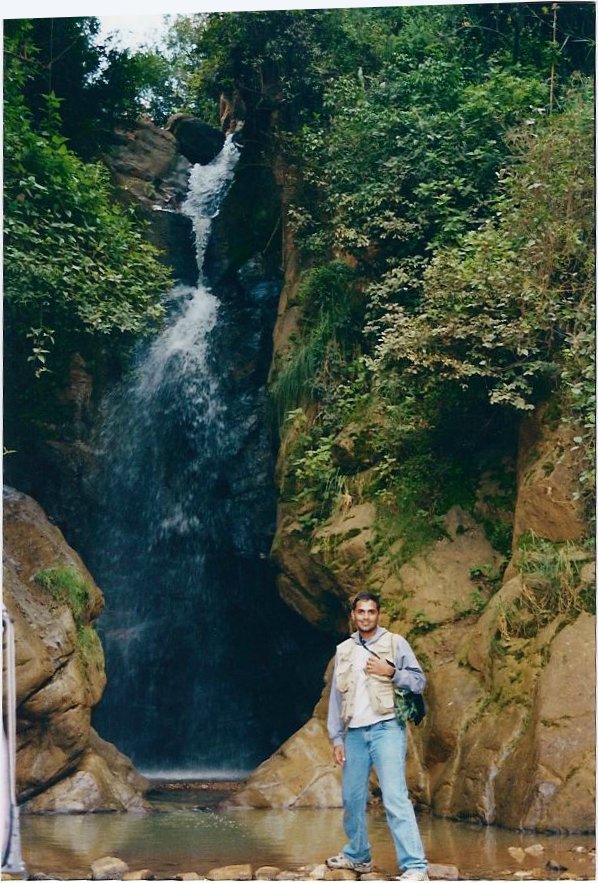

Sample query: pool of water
[21,785,595,880]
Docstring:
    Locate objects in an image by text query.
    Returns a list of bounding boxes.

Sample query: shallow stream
[21,784,595,881]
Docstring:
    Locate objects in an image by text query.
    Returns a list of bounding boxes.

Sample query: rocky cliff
[229,172,595,833]
[3,487,149,812]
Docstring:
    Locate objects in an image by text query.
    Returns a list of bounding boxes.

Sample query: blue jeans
[342,718,427,872]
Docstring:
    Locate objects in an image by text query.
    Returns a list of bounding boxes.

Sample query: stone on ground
[428,863,460,880]
[507,847,526,863]
[91,856,130,880]
[324,870,358,881]
[255,868,282,880]
[360,873,390,881]
[123,872,155,881]
[207,865,252,881]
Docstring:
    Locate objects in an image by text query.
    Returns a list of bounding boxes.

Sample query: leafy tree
[4,22,171,382]
[373,80,594,488]
[4,17,163,158]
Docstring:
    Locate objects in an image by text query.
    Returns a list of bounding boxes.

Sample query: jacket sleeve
[327,654,345,746]
[390,634,426,694]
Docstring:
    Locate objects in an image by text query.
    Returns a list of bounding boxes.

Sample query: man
[326,592,429,882]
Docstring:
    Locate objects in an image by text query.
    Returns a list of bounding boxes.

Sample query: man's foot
[396,870,429,881]
[326,853,374,874]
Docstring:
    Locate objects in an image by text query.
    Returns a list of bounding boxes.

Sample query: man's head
[351,592,381,611]
[351,592,381,638]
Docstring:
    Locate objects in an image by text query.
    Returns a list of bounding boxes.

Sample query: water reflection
[21,792,595,881]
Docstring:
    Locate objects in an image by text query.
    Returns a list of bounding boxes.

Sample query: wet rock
[90,856,129,880]
[123,873,155,881]
[165,114,225,166]
[3,487,143,813]
[255,869,282,881]
[524,845,545,857]
[428,864,459,880]
[501,612,595,831]
[305,865,331,880]
[23,730,148,813]
[29,875,64,881]
[227,715,341,809]
[546,859,568,872]
[508,848,526,863]
[207,866,252,881]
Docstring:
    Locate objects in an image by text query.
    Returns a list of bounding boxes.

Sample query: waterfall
[86,138,332,777]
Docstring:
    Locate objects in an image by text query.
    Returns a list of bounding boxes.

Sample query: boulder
[499,613,595,832]
[3,486,148,812]
[272,503,377,634]
[227,716,341,808]
[165,113,225,166]
[23,730,149,813]
[104,118,196,285]
[255,868,282,880]
[428,864,459,881]
[90,857,130,880]
[207,866,252,881]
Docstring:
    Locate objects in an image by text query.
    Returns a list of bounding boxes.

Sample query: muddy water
[21,786,595,881]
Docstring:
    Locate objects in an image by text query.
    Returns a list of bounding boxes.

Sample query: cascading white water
[85,135,333,777]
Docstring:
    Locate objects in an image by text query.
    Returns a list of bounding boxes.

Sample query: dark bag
[394,688,426,726]
[391,632,426,726]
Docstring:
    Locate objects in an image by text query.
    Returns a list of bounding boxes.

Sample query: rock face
[238,186,596,832]
[104,116,197,286]
[165,113,226,166]
[3,486,149,812]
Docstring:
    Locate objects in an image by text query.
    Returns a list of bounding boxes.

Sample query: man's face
[352,600,380,636]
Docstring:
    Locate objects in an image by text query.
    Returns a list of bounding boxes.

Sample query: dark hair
[351,591,381,611]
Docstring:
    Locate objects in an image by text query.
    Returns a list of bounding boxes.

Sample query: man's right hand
[333,744,346,766]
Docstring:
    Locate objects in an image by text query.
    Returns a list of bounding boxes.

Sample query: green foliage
[4,17,161,159]
[4,23,171,382]
[34,566,90,624]
[497,532,595,640]
[407,610,438,638]
[33,566,102,668]
[453,589,490,620]
[271,262,360,422]
[375,82,594,411]
[373,80,594,513]
[77,624,103,669]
